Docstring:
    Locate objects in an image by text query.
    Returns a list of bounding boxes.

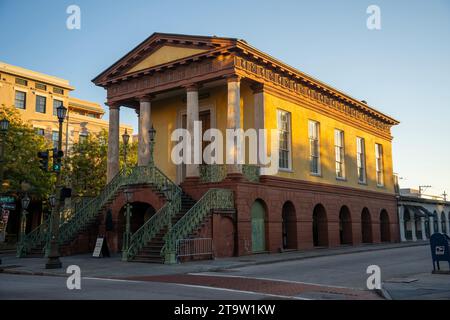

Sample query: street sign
[1,203,16,210]
[0,196,15,204]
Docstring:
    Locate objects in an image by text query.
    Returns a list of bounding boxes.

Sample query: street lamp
[19,193,30,243]
[149,125,156,166]
[46,105,67,269]
[122,188,133,261]
[122,129,130,169]
[0,118,10,186]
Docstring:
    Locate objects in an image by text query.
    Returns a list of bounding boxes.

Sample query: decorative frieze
[234,56,391,132]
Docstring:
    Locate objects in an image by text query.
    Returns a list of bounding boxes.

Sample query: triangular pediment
[93,33,239,85]
[125,45,208,74]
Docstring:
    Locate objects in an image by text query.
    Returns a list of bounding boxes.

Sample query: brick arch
[339,205,353,245]
[361,207,373,243]
[380,209,391,242]
[313,203,328,247]
[282,201,297,250]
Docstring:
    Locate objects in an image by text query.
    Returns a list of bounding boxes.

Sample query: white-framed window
[375,143,384,186]
[15,90,26,109]
[356,137,366,183]
[79,132,88,144]
[35,128,45,136]
[334,129,345,179]
[36,95,46,113]
[52,131,59,148]
[53,99,63,116]
[277,109,291,170]
[308,120,320,174]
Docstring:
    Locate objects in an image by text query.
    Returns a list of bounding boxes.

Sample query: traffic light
[37,151,49,172]
[52,149,64,172]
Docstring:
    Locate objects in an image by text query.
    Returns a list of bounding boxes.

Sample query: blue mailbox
[430,233,450,271]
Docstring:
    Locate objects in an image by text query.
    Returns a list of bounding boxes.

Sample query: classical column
[437,214,443,233]
[252,83,265,168]
[107,103,120,183]
[430,216,435,234]
[138,96,152,166]
[446,213,450,237]
[411,215,417,242]
[398,205,406,242]
[186,84,200,178]
[420,217,427,240]
[227,75,242,174]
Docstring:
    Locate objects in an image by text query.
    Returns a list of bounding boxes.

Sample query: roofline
[235,40,399,125]
[0,61,75,91]
[92,32,239,83]
[92,33,399,125]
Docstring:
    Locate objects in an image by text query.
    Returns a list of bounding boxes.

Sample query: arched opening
[441,212,447,234]
[339,206,353,245]
[361,208,373,243]
[424,218,430,239]
[118,202,156,250]
[404,209,412,240]
[415,213,422,239]
[251,199,267,253]
[282,201,297,250]
[380,209,391,242]
[433,211,439,234]
[313,204,328,247]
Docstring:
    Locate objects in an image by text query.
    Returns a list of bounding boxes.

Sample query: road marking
[174,283,310,300]
[188,272,361,290]
[83,277,143,283]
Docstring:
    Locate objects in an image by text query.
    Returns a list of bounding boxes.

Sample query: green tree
[63,129,137,197]
[0,104,54,198]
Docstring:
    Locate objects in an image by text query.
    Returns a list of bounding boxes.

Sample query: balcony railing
[198,164,260,183]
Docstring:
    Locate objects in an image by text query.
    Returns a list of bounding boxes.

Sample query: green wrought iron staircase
[124,188,234,264]
[17,165,180,257]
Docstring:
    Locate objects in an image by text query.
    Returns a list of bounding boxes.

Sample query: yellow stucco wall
[150,82,395,194]
[0,64,132,148]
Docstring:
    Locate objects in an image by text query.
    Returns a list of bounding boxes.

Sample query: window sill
[278,168,293,173]
[377,184,385,189]
[336,177,347,182]
[358,181,368,186]
[310,173,322,178]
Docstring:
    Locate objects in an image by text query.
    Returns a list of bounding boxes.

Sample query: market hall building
[20,33,400,263]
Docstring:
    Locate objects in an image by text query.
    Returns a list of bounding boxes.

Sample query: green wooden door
[251,201,266,253]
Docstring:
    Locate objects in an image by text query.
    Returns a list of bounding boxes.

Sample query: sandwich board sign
[92,236,110,258]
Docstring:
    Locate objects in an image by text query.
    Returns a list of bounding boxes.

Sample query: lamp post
[19,193,30,242]
[122,129,130,169]
[149,125,156,166]
[45,105,67,269]
[122,188,133,261]
[0,118,10,187]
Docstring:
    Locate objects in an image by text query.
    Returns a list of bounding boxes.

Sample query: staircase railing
[58,165,179,245]
[123,189,182,261]
[161,188,234,264]
[19,165,178,256]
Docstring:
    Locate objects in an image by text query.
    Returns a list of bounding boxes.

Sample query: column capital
[137,94,155,103]
[184,83,201,92]
[225,74,241,83]
[105,101,120,110]
[250,82,264,94]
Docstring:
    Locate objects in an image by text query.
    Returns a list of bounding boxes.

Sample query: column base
[225,172,244,182]
[45,257,62,269]
[182,176,201,185]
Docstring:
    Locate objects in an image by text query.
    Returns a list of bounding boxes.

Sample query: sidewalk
[0,241,427,279]
[382,272,450,300]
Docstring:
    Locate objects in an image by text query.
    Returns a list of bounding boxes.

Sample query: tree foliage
[63,129,137,197]
[0,104,54,198]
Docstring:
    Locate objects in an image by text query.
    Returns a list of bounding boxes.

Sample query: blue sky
[1,0,449,195]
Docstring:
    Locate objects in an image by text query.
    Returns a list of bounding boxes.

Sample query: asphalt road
[199,245,434,289]
[0,245,445,299]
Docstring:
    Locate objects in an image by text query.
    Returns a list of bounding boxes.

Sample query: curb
[209,242,428,271]
[0,267,65,277]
